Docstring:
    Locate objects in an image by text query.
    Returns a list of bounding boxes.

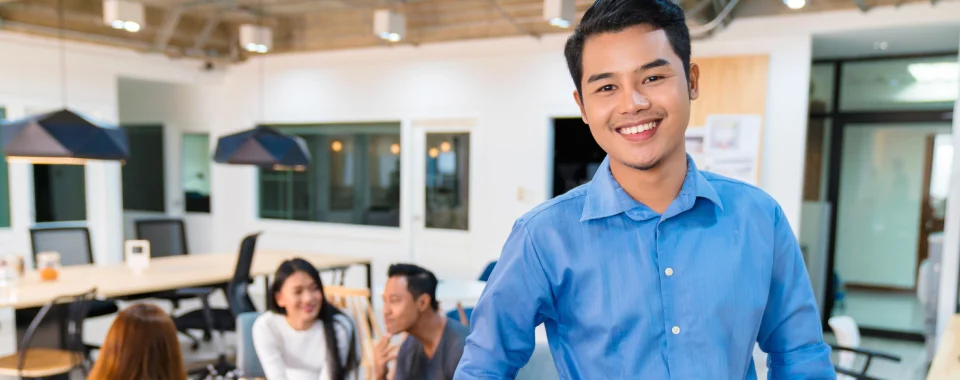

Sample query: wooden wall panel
[689,54,769,128]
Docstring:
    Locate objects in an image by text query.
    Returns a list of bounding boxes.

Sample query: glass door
[831,121,952,335]
[410,123,472,278]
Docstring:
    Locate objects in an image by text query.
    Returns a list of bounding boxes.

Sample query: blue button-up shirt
[455,156,834,379]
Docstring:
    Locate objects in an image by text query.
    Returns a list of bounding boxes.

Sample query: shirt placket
[655,218,679,379]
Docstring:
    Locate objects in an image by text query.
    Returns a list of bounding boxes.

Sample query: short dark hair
[388,263,439,312]
[564,0,691,96]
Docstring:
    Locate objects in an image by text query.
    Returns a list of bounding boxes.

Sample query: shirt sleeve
[252,315,289,380]
[757,205,835,379]
[454,219,557,379]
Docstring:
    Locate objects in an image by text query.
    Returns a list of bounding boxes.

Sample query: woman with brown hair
[88,303,187,380]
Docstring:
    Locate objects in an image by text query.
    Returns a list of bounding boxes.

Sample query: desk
[928,315,960,379]
[0,250,371,309]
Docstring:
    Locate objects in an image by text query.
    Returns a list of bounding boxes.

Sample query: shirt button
[665,268,674,277]
[672,326,680,335]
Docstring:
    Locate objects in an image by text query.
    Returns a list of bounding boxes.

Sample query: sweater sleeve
[252,314,289,380]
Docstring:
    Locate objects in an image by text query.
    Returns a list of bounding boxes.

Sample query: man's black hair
[564,0,691,96]
[388,263,439,312]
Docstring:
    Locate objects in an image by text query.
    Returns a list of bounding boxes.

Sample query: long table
[0,250,372,309]
[928,315,960,379]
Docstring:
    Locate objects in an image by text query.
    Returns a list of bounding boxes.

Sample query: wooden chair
[0,289,96,379]
[324,286,386,380]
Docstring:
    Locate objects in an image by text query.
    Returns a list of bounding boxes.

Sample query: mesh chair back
[30,227,93,267]
[227,233,260,317]
[135,219,188,258]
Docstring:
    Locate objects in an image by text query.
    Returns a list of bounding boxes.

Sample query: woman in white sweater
[253,258,361,380]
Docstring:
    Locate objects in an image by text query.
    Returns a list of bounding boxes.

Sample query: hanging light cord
[258,0,265,123]
[58,0,67,107]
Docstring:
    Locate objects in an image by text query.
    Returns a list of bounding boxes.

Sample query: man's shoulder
[445,318,470,342]
[700,170,781,213]
[516,183,589,229]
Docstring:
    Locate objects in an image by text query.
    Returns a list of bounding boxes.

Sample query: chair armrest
[829,344,901,362]
[174,287,217,298]
[834,366,880,380]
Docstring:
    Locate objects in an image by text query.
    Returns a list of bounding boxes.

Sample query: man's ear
[688,63,700,101]
[573,90,589,124]
[416,294,431,312]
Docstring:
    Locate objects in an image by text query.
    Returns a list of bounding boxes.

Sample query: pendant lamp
[213,125,310,171]
[1,0,130,165]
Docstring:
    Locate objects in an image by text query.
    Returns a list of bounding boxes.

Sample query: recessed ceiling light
[873,41,889,50]
[784,0,806,10]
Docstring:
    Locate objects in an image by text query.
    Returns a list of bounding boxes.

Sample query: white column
[85,161,124,264]
[4,105,36,264]
[935,38,960,342]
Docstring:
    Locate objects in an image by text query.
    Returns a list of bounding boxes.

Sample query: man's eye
[596,85,615,93]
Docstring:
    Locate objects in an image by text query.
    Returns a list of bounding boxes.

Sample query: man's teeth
[619,121,657,135]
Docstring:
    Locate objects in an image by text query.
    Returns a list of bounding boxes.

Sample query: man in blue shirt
[454,0,834,379]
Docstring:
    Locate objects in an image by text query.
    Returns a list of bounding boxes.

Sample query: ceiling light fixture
[783,0,806,9]
[374,9,406,42]
[544,0,575,28]
[240,24,273,53]
[873,41,889,50]
[103,0,144,33]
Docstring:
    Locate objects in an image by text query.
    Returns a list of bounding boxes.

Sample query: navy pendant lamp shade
[1,109,130,165]
[213,125,310,171]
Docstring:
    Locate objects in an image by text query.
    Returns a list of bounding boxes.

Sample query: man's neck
[408,312,447,359]
[609,150,688,214]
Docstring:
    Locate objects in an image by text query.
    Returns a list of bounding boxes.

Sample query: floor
[833,289,927,334]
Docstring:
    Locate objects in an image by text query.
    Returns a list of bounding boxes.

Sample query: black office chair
[134,218,199,309]
[831,345,901,380]
[173,232,260,373]
[28,226,120,321]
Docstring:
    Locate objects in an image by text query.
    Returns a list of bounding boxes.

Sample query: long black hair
[268,258,359,379]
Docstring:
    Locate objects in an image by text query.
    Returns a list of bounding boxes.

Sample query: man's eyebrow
[638,58,670,72]
[586,72,614,83]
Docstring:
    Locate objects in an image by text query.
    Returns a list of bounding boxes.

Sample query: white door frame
[408,119,474,266]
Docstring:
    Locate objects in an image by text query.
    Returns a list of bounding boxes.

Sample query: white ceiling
[813,22,960,59]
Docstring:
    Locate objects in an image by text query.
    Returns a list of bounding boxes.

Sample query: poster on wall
[684,114,763,186]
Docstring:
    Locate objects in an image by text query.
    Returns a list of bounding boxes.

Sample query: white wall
[0,30,222,265]
[117,78,223,254]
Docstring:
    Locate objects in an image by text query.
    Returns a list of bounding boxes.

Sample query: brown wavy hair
[88,303,186,380]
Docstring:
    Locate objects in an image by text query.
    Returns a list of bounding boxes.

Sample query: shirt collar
[580,154,724,222]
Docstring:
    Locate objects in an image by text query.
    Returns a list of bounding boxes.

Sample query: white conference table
[0,250,372,309]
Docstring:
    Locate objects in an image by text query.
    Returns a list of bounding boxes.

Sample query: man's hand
[373,334,398,380]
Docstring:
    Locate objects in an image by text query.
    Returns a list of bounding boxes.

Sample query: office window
[258,123,401,227]
[122,125,165,212]
[425,133,470,230]
[0,107,9,227]
[840,54,959,112]
[182,133,211,213]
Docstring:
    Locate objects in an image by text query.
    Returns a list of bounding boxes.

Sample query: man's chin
[615,154,662,172]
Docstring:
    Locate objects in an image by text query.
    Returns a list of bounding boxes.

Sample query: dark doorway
[552,117,605,197]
